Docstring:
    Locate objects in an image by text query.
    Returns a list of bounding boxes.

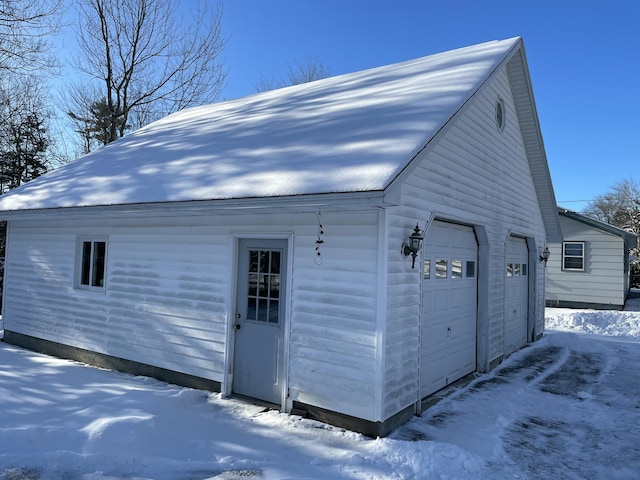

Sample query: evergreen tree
[68,98,129,153]
[0,78,50,191]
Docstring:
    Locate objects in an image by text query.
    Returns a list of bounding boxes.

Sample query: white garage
[504,236,530,354]
[0,37,561,436]
[421,221,478,398]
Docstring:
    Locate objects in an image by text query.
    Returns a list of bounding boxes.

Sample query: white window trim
[75,236,108,292]
[562,241,585,271]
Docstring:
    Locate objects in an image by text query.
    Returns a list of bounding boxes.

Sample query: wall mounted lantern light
[539,245,550,266]
[402,223,424,269]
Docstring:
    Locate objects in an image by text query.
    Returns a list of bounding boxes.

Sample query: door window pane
[249,250,259,272]
[248,274,258,296]
[259,251,270,274]
[270,276,280,298]
[507,263,513,277]
[271,251,281,275]
[268,300,279,323]
[258,299,269,322]
[247,297,257,321]
[514,263,521,277]
[246,248,282,324]
[522,264,527,276]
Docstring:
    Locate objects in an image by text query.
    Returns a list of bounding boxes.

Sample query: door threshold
[420,372,481,412]
[229,393,280,412]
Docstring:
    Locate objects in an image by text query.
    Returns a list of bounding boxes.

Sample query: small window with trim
[77,237,108,290]
[563,242,585,271]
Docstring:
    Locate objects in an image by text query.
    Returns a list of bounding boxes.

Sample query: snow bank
[545,307,640,338]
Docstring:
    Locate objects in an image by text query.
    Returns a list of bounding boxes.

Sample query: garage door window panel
[466,261,475,278]
[423,259,431,279]
[452,260,463,279]
[436,259,448,279]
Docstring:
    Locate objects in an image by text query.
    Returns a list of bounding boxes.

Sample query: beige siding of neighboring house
[546,215,628,308]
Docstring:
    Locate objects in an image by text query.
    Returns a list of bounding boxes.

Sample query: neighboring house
[546,208,637,310]
[0,37,561,436]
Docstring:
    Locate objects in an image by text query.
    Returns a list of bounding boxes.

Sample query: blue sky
[218,0,639,212]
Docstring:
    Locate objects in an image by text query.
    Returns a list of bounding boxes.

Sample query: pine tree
[0,110,49,191]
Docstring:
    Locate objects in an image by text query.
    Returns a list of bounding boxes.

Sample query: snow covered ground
[1,304,639,480]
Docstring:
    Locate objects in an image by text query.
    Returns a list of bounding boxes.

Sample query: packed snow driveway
[393,332,640,479]
[0,313,639,479]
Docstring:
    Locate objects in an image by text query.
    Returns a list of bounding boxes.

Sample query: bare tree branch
[255,58,331,93]
[69,0,227,147]
[583,177,640,258]
[0,0,63,75]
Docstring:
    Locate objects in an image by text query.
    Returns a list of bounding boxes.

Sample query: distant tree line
[583,178,640,252]
[582,178,640,283]
[2,0,332,167]
[254,58,331,93]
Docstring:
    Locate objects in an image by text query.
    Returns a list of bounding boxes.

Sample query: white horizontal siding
[4,223,231,381]
[546,216,627,306]
[383,64,548,418]
[4,210,383,421]
[288,214,379,420]
[382,207,421,419]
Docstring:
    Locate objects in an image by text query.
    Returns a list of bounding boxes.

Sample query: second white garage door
[504,236,529,355]
[420,221,478,398]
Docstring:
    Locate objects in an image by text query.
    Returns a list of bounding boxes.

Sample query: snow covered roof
[558,208,638,249]
[0,37,524,212]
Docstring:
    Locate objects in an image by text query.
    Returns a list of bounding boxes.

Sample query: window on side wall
[77,237,108,290]
[562,242,585,271]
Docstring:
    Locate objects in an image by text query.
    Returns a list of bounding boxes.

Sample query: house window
[77,238,107,289]
[563,242,585,271]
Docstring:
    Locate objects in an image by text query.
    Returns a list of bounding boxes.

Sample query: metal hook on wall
[314,209,324,265]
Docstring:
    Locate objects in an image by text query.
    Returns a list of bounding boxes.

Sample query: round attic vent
[495,98,505,131]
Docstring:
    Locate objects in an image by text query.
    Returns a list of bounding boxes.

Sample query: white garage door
[504,236,529,355]
[420,221,478,398]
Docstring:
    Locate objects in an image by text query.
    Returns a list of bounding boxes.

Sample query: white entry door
[504,236,529,355]
[233,239,287,404]
[421,221,478,398]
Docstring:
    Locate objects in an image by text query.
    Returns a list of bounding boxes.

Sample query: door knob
[235,323,241,330]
